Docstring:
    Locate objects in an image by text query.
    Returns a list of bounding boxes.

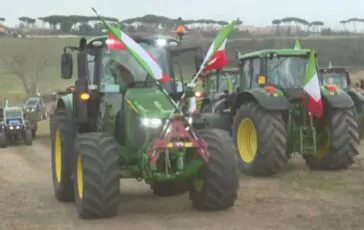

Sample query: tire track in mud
[0,140,296,230]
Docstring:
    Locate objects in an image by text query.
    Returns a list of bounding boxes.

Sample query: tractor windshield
[267,56,308,88]
[101,43,171,89]
[321,72,348,88]
[5,109,22,118]
[25,98,39,107]
[206,72,235,93]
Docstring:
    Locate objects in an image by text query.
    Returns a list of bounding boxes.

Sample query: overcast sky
[2,0,364,27]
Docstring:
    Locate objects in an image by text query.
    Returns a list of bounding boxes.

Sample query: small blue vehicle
[0,106,32,147]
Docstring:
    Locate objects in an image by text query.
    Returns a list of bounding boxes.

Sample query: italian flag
[201,21,236,72]
[304,50,323,118]
[106,33,126,50]
[97,12,170,83]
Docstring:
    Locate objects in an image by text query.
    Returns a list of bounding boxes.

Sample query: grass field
[1,35,364,101]
[1,35,364,229]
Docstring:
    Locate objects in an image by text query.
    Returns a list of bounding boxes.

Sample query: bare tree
[0,42,48,97]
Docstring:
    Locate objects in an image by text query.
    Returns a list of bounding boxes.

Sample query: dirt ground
[1,121,364,230]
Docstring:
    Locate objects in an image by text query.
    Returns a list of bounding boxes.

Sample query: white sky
[2,0,364,27]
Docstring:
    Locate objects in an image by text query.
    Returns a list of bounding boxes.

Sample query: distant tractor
[203,48,359,176]
[0,105,33,147]
[319,66,364,138]
[196,67,239,113]
[50,35,239,219]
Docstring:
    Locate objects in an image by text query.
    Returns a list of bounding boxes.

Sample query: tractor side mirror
[61,52,73,79]
[194,54,203,72]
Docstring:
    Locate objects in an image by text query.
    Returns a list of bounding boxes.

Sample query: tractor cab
[237,49,311,102]
[319,67,350,89]
[4,106,24,126]
[60,34,203,125]
[197,68,239,112]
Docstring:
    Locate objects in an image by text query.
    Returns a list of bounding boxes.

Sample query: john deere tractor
[50,35,238,219]
[319,66,364,138]
[206,48,359,176]
[196,68,239,113]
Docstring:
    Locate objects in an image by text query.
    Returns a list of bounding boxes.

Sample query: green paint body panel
[238,88,288,111]
[57,86,202,183]
[57,94,73,111]
[125,88,173,118]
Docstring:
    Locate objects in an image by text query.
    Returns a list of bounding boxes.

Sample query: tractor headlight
[187,117,193,125]
[9,126,14,130]
[16,125,20,129]
[141,118,162,128]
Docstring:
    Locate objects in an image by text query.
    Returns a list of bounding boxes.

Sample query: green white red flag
[201,20,237,72]
[92,8,170,83]
[304,50,323,118]
[106,33,126,50]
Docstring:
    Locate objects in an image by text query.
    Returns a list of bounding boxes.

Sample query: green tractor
[206,48,359,176]
[318,66,364,138]
[196,68,239,113]
[50,35,239,219]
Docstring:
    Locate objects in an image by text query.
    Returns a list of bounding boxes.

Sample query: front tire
[189,129,239,210]
[74,133,120,219]
[304,108,359,170]
[232,102,287,176]
[50,110,76,202]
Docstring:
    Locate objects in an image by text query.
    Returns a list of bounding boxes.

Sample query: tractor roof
[5,106,22,111]
[87,35,180,47]
[86,35,200,55]
[239,49,311,61]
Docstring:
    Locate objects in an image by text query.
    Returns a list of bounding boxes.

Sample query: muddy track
[1,139,364,230]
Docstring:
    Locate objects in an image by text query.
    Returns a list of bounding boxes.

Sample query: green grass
[1,35,364,103]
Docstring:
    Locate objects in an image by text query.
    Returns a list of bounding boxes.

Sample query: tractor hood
[125,88,173,119]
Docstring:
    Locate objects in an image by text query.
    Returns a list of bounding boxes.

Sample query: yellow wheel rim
[315,127,331,159]
[54,129,62,183]
[192,179,204,192]
[237,118,258,163]
[77,155,84,199]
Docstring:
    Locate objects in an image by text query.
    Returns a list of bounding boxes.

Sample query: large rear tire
[50,110,76,202]
[74,133,120,219]
[232,102,287,176]
[304,108,359,170]
[189,129,238,211]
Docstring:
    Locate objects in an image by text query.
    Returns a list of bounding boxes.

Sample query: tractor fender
[56,94,73,112]
[347,89,364,104]
[321,92,354,109]
[232,91,289,114]
[211,98,228,113]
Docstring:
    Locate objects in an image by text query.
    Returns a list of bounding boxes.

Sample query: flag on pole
[304,50,323,118]
[328,61,332,68]
[92,8,170,83]
[106,33,126,50]
[201,20,237,72]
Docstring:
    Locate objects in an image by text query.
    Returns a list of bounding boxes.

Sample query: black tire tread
[189,129,239,210]
[232,102,287,176]
[305,109,359,170]
[50,109,75,202]
[74,133,120,219]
